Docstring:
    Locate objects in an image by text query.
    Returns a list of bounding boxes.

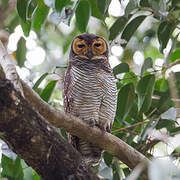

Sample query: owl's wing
[98,72,117,132]
[63,64,79,147]
[63,64,73,114]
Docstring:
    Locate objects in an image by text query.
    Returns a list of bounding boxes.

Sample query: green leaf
[125,0,137,17]
[141,57,153,75]
[155,78,168,92]
[40,80,58,102]
[32,73,49,92]
[140,0,150,7]
[55,0,67,13]
[27,0,37,19]
[137,74,155,112]
[112,161,121,180]
[1,155,23,179]
[169,126,180,133]
[33,170,41,180]
[75,0,91,33]
[109,16,128,41]
[157,21,176,53]
[156,119,175,130]
[121,15,146,47]
[16,37,27,67]
[170,49,180,62]
[116,83,135,122]
[19,18,31,37]
[88,0,103,20]
[113,63,129,76]
[32,3,49,33]
[21,160,34,180]
[17,0,28,22]
[121,71,138,85]
[103,152,113,166]
[97,0,111,16]
[13,157,24,179]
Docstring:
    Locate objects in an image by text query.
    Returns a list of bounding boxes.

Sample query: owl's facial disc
[72,37,107,60]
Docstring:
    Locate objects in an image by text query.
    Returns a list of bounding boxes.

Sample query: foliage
[0,0,180,179]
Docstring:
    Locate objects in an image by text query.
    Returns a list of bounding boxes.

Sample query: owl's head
[70,34,108,60]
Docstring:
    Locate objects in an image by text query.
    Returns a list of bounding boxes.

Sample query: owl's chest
[70,67,108,97]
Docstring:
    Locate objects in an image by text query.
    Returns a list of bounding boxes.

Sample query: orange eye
[94,43,102,47]
[77,44,85,48]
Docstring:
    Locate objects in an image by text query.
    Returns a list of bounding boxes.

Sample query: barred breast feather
[63,59,117,165]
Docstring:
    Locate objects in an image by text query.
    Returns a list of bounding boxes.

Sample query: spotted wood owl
[63,34,117,165]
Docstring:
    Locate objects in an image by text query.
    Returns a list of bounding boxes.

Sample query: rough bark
[0,77,99,180]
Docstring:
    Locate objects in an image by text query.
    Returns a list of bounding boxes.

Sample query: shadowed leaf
[116,83,135,122]
[33,73,49,92]
[141,57,153,75]
[121,15,146,47]
[75,0,91,32]
[113,63,129,76]
[137,74,155,112]
[16,37,27,67]
[109,16,128,41]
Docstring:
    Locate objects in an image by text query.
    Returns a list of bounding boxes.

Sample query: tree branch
[0,40,149,179]
[0,41,24,96]
[0,77,99,180]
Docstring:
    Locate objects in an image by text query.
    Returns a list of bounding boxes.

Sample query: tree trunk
[0,77,99,180]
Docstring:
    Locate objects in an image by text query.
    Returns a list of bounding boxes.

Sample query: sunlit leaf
[141,57,153,75]
[158,21,176,53]
[160,107,176,121]
[121,71,138,85]
[113,63,129,76]
[75,0,91,33]
[98,160,113,179]
[17,0,28,22]
[33,170,41,180]
[40,80,58,102]
[149,159,180,180]
[16,37,27,67]
[109,16,128,41]
[125,0,137,17]
[137,74,155,112]
[21,160,34,180]
[32,73,49,92]
[32,3,49,33]
[116,83,135,122]
[121,15,146,47]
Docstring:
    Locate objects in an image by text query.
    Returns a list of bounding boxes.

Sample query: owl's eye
[77,44,85,48]
[94,43,102,47]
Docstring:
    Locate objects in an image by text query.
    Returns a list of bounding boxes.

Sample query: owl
[63,34,117,165]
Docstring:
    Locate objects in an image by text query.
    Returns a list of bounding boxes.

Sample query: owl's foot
[95,123,111,133]
[88,118,96,127]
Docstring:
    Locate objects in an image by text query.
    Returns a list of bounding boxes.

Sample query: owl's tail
[70,135,102,165]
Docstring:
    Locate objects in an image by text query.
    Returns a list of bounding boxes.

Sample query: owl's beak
[87,50,93,59]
